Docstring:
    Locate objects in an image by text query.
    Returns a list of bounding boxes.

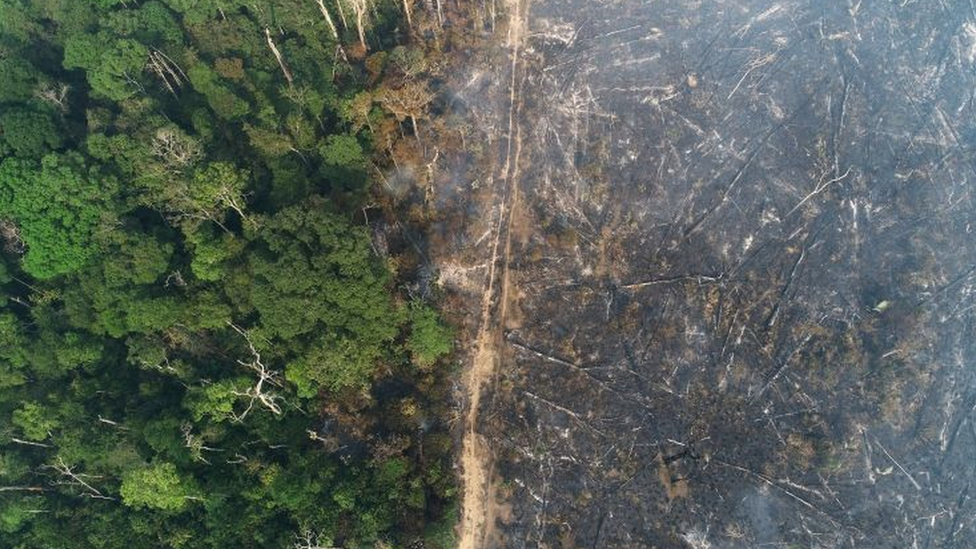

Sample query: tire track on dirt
[458,0,528,547]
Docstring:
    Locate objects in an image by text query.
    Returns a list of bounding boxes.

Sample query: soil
[456,0,530,547]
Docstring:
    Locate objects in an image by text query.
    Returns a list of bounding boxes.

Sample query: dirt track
[456,0,528,547]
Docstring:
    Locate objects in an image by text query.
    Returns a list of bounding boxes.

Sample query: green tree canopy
[0,312,28,389]
[120,462,200,511]
[0,107,63,158]
[406,300,454,369]
[248,198,400,394]
[11,401,60,441]
[249,197,398,343]
[0,154,118,279]
[0,1,457,546]
[0,58,38,103]
[64,35,149,101]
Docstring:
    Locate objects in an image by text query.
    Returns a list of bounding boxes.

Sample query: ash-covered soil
[435,1,976,547]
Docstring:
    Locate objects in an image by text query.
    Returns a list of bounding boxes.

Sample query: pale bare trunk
[352,0,368,51]
[314,0,339,41]
[264,28,294,85]
[227,323,284,421]
[11,437,51,448]
[402,0,413,31]
[50,457,107,499]
[335,0,349,30]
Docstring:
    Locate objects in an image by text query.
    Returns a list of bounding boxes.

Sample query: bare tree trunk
[148,53,178,97]
[314,0,340,41]
[264,28,294,86]
[411,115,421,146]
[435,0,443,26]
[34,83,70,111]
[11,437,51,448]
[49,457,112,500]
[424,148,440,205]
[220,191,253,228]
[335,0,349,30]
[97,415,126,428]
[227,323,284,421]
[402,0,413,31]
[350,0,368,51]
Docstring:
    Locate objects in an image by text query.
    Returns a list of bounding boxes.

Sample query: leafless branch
[265,28,294,86]
[227,322,284,421]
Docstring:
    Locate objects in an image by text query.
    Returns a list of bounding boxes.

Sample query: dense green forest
[0,1,457,547]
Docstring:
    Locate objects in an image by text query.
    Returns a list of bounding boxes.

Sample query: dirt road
[456,0,528,548]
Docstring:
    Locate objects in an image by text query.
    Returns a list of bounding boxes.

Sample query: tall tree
[0,154,117,279]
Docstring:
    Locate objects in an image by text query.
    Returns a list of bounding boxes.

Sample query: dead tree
[47,457,115,501]
[10,437,51,449]
[293,529,338,549]
[228,323,284,421]
[402,0,413,31]
[334,0,349,30]
[424,148,440,204]
[0,220,25,254]
[120,69,146,96]
[150,127,202,171]
[0,486,46,493]
[313,0,340,41]
[786,167,853,217]
[181,423,223,465]
[264,28,294,86]
[34,83,70,111]
[97,416,128,430]
[306,430,340,453]
[346,0,369,51]
[378,80,434,144]
[210,179,252,228]
[681,528,713,549]
[146,49,188,97]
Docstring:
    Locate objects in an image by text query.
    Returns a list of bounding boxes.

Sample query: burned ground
[435,1,976,547]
